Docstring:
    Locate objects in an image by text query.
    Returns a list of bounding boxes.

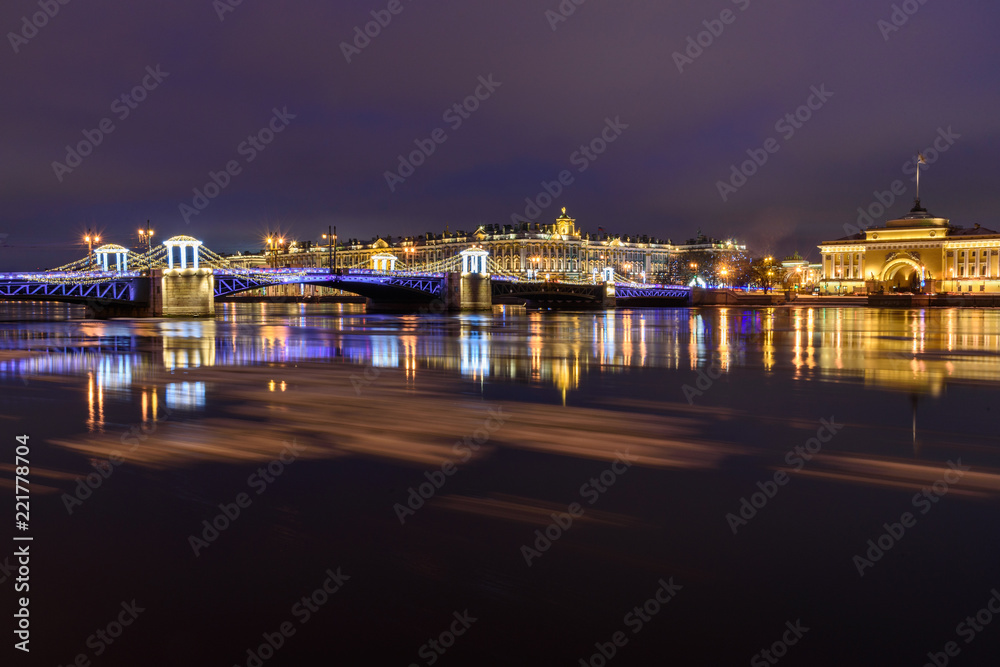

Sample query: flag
[597,226,605,232]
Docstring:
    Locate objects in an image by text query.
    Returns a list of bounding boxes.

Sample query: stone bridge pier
[150,237,215,316]
[443,272,492,311]
[151,268,215,317]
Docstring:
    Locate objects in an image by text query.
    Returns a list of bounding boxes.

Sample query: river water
[1,303,999,665]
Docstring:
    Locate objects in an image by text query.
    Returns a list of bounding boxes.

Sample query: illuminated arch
[879,257,929,281]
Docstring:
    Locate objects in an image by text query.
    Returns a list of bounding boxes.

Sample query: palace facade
[818,199,1000,294]
[232,209,747,283]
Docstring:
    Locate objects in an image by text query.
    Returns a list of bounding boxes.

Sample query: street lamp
[322,226,337,274]
[403,246,415,271]
[720,267,729,288]
[84,230,101,271]
[265,236,285,268]
[137,221,154,254]
[530,255,540,279]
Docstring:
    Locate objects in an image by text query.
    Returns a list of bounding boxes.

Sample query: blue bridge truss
[212,269,446,298]
[0,278,135,301]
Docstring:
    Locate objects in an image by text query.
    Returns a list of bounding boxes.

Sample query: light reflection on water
[5,303,1000,430]
[6,304,1000,667]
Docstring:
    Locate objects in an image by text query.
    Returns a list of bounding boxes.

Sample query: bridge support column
[443,272,492,311]
[602,281,617,309]
[153,268,215,317]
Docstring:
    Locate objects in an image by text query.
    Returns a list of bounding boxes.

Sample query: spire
[915,153,927,206]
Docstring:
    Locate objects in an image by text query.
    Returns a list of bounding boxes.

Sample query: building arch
[879,257,928,282]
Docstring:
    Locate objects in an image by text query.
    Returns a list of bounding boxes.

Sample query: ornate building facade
[233,209,747,283]
[818,199,1000,294]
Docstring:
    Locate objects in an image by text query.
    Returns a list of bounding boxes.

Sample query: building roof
[947,224,1000,236]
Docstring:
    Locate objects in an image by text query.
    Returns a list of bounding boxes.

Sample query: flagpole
[916,155,920,202]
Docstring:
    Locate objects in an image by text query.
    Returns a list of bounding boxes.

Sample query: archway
[879,258,927,293]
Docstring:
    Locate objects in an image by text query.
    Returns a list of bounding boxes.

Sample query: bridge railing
[0,271,142,283]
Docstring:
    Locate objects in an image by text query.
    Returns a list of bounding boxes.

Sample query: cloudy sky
[1,0,998,270]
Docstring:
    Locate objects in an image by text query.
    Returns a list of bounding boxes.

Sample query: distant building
[818,199,1000,294]
[232,208,748,283]
[779,252,822,289]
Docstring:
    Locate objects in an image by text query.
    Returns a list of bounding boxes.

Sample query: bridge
[0,236,691,317]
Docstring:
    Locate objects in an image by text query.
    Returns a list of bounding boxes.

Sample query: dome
[94,243,128,252]
[164,235,201,243]
[885,199,949,228]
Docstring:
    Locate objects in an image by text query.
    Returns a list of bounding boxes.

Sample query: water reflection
[166,381,207,409]
[6,305,1000,422]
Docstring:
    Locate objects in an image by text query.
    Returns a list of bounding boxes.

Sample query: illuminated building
[818,199,1000,294]
[779,252,822,289]
[230,209,747,283]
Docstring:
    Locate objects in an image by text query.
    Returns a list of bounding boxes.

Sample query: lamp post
[137,221,154,268]
[322,226,337,274]
[265,236,285,268]
[84,230,100,271]
[137,222,154,300]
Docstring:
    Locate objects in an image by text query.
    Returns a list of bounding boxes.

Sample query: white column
[193,245,199,269]
[123,254,128,271]
[167,245,174,269]
[180,245,187,269]
[462,255,469,273]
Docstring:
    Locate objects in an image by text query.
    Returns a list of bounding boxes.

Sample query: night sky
[2,0,998,271]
